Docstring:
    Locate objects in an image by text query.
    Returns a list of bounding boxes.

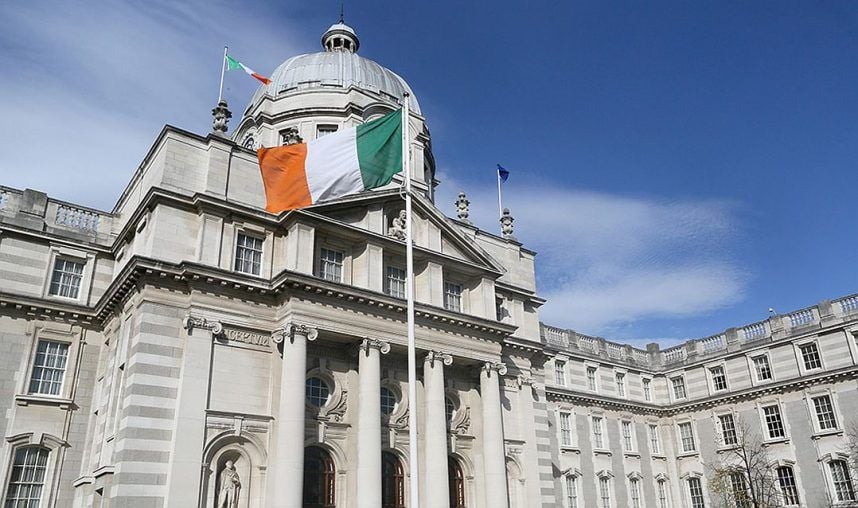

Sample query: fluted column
[356,339,390,508]
[424,351,453,508]
[481,362,510,508]
[271,323,318,508]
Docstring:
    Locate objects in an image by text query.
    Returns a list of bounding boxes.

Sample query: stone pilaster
[423,351,453,508]
[356,339,390,508]
[517,374,542,505]
[481,361,509,508]
[271,323,318,508]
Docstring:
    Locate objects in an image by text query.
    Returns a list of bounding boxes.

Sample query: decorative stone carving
[500,208,516,241]
[387,210,407,240]
[280,127,303,145]
[271,323,318,345]
[358,338,391,355]
[211,100,232,136]
[216,460,241,508]
[452,406,471,435]
[320,390,348,423]
[425,351,453,366]
[455,192,471,223]
[183,315,224,336]
[483,361,508,376]
[517,374,534,387]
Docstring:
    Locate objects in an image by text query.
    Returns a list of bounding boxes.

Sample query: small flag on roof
[497,164,510,182]
[226,54,272,85]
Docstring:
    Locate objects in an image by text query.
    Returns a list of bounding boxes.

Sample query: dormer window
[443,282,462,312]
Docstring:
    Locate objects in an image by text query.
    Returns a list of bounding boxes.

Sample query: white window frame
[706,361,729,393]
[316,124,339,138]
[676,420,698,455]
[385,265,407,299]
[17,327,80,404]
[773,462,802,507]
[804,388,844,436]
[559,410,574,448]
[233,230,265,276]
[794,338,824,374]
[591,414,608,451]
[615,370,626,397]
[443,280,463,312]
[648,423,662,456]
[642,377,652,401]
[670,375,687,401]
[822,453,857,504]
[714,410,739,448]
[627,473,643,508]
[317,245,346,283]
[684,474,707,508]
[757,400,789,442]
[1,433,65,508]
[748,352,774,385]
[26,340,71,397]
[43,247,94,303]
[621,419,637,454]
[554,358,567,387]
[595,471,614,508]
[655,476,671,508]
[563,472,581,508]
[585,362,599,392]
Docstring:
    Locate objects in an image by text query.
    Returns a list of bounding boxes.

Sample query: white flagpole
[403,93,420,508]
[218,46,228,103]
[497,167,504,218]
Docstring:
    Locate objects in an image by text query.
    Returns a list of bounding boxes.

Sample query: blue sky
[1,1,855,345]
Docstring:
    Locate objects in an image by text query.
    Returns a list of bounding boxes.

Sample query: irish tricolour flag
[257,109,402,213]
[226,54,272,85]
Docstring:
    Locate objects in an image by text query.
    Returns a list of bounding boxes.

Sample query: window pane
[643,379,651,401]
[830,460,856,501]
[753,356,772,380]
[679,422,696,452]
[813,395,838,430]
[385,266,406,299]
[560,412,572,446]
[777,466,800,505]
[763,405,785,439]
[566,476,578,508]
[688,477,705,508]
[28,341,70,396]
[800,343,822,370]
[319,248,344,282]
[49,258,84,299]
[672,377,686,399]
[649,425,660,454]
[630,479,641,508]
[443,282,462,312]
[305,377,330,407]
[5,447,49,508]
[710,366,727,391]
[592,417,604,449]
[380,387,397,415]
[718,414,737,446]
[234,233,263,275]
[555,360,566,386]
[616,373,626,396]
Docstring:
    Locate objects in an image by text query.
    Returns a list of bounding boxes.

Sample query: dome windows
[322,22,359,53]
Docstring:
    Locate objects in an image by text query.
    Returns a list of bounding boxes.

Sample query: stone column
[481,362,510,508]
[517,374,542,505]
[424,351,453,508]
[271,323,318,508]
[356,339,390,508]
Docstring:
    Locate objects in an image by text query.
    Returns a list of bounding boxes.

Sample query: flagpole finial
[339,2,344,23]
[211,99,232,136]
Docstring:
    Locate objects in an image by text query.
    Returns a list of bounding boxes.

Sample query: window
[599,477,611,508]
[642,378,651,401]
[687,477,705,508]
[316,125,338,138]
[671,377,686,399]
[445,397,456,425]
[555,360,567,386]
[616,373,626,397]
[560,412,573,447]
[777,466,800,506]
[622,421,634,451]
[730,473,750,508]
[649,424,661,454]
[657,479,669,508]
[829,459,856,502]
[4,446,49,508]
[679,422,696,452]
[752,355,772,381]
[630,478,641,508]
[234,232,263,275]
[799,342,822,371]
[592,416,605,449]
[303,446,336,508]
[449,457,466,508]
[709,366,727,392]
[28,340,70,396]
[762,404,786,439]
[319,248,344,282]
[385,266,406,299]
[305,377,330,407]
[813,394,838,431]
[587,367,597,391]
[380,387,397,416]
[495,297,505,321]
[382,451,405,508]
[48,258,84,299]
[717,413,738,446]
[443,282,462,312]
[565,476,578,508]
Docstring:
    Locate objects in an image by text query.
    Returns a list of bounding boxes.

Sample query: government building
[0,21,856,508]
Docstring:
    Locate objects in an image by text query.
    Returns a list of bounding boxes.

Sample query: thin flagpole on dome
[218,45,228,103]
[402,93,420,508]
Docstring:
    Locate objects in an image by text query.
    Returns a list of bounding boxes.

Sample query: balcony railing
[788,308,815,328]
[55,205,100,233]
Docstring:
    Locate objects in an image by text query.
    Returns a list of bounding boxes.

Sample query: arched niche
[201,431,268,508]
[506,456,524,508]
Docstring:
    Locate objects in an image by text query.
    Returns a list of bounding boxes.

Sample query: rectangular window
[730,473,750,508]
[316,125,338,137]
[710,366,728,392]
[443,281,462,312]
[630,479,641,508]
[800,342,822,371]
[565,476,578,508]
[495,297,504,321]
[688,477,705,508]
[234,232,263,275]
[830,460,856,501]
[28,340,70,396]
[813,395,838,431]
[649,424,661,454]
[587,367,597,391]
[385,266,406,299]
[555,360,567,386]
[592,416,605,449]
[49,258,84,299]
[752,355,772,381]
[671,377,686,399]
[319,248,344,282]
[622,421,634,451]
[679,422,696,452]
[762,404,786,439]
[616,373,626,397]
[560,412,573,446]
[642,378,652,401]
[718,414,738,446]
[657,480,669,508]
[599,477,611,508]
[4,447,49,507]
[777,466,800,506]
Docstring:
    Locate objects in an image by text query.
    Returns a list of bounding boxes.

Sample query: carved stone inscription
[223,328,270,347]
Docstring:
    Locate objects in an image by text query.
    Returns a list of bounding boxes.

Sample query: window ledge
[811,429,843,440]
[561,445,580,454]
[651,454,667,460]
[623,451,641,458]
[677,451,699,458]
[593,448,612,456]
[15,394,74,409]
[762,437,790,446]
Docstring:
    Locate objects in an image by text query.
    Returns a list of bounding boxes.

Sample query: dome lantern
[322,21,360,53]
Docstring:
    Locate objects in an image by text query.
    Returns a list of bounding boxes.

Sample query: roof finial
[339,2,345,23]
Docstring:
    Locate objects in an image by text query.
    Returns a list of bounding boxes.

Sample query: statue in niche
[387,210,407,240]
[217,460,241,508]
[280,127,303,146]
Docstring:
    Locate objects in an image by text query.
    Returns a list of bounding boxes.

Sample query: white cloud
[436,171,746,337]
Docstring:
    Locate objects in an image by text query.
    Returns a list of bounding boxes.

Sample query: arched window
[381,451,405,508]
[306,377,331,408]
[303,446,335,508]
[4,446,50,507]
[380,387,397,416]
[449,457,466,508]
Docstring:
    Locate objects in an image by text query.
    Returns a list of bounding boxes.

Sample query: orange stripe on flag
[258,145,313,213]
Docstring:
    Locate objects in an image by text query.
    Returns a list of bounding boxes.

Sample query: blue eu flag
[497,164,510,182]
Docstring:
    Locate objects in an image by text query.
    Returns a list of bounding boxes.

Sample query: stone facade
[1,21,857,508]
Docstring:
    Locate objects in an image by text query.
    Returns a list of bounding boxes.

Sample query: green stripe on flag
[226,55,242,71]
[356,109,403,190]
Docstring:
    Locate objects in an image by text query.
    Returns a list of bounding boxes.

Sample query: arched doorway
[303,446,336,508]
[381,451,405,508]
[448,457,466,508]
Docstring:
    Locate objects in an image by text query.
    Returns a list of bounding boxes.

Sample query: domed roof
[248,22,421,114]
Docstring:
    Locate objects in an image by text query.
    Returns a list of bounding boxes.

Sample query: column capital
[424,350,453,366]
[516,374,534,387]
[358,338,390,355]
[482,361,508,376]
[271,322,319,344]
[182,314,223,336]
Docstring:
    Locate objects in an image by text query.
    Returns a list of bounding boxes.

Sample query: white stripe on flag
[305,126,363,203]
